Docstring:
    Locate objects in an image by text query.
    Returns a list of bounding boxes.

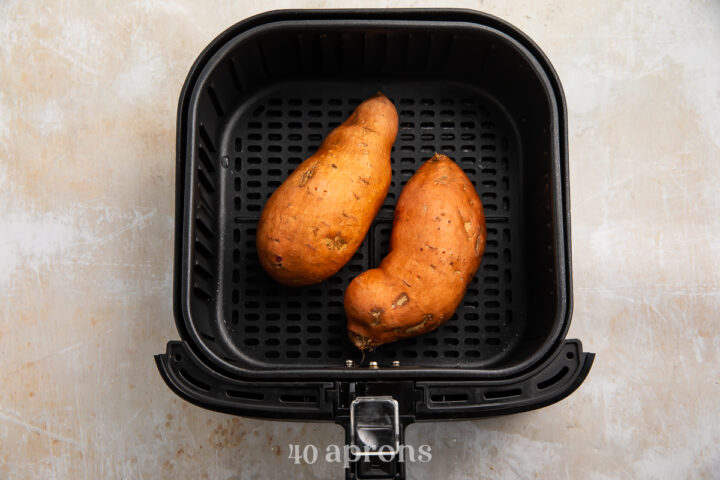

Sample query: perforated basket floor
[208,81,527,369]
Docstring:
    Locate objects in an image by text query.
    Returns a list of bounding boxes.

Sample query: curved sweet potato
[344,153,486,350]
[256,94,398,286]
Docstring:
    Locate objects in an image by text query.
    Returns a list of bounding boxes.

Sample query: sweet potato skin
[256,94,398,287]
[345,153,486,349]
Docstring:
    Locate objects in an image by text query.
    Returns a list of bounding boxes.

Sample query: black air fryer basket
[156,9,594,479]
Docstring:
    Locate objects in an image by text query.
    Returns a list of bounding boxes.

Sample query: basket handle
[341,396,410,480]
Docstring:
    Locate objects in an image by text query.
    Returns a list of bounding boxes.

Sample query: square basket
[156,9,594,480]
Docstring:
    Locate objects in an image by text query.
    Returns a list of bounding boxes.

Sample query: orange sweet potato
[344,153,486,350]
[256,94,398,286]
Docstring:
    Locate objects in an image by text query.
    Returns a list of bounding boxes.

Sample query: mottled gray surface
[1,0,719,478]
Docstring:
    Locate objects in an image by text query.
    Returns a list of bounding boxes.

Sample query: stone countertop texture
[1,0,718,479]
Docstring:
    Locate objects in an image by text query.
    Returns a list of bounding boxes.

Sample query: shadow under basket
[156,9,594,480]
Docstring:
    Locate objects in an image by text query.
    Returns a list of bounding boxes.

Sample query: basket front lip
[173,9,573,382]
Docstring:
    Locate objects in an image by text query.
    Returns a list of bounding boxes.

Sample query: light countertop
[1,1,718,478]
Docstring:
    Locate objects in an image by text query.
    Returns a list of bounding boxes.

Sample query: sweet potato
[344,153,486,350]
[256,94,398,286]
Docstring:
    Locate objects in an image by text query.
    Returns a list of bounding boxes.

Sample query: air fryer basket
[157,9,593,480]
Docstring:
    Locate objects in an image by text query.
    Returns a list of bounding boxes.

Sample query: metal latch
[350,396,400,457]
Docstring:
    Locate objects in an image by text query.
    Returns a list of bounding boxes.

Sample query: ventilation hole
[287,325,301,334]
[207,85,224,116]
[194,240,213,260]
[484,388,521,400]
[179,368,211,392]
[265,351,280,358]
[198,147,215,173]
[197,168,215,193]
[227,389,263,401]
[198,124,216,153]
[280,394,318,403]
[485,338,501,345]
[430,393,468,403]
[538,367,570,390]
